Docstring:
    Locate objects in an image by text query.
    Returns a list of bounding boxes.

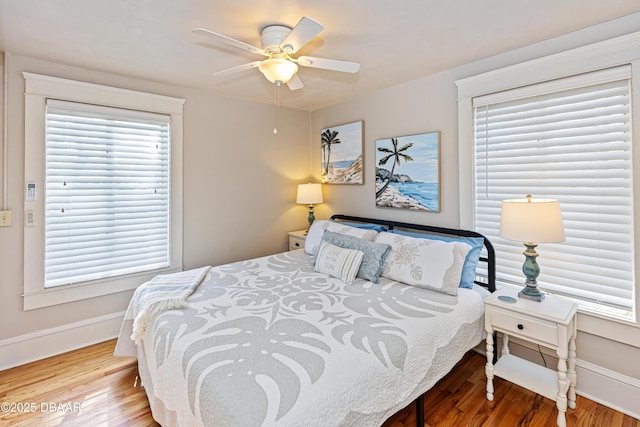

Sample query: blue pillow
[390,229,484,289]
[330,220,388,233]
[322,231,391,283]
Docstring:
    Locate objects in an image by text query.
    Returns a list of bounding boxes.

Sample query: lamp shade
[296,183,323,205]
[500,196,565,243]
[259,57,298,84]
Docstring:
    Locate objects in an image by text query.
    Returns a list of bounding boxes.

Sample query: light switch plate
[0,210,12,227]
[25,210,36,227]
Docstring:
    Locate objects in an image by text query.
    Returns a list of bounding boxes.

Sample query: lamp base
[307,205,315,228]
[518,285,545,302]
[518,242,545,302]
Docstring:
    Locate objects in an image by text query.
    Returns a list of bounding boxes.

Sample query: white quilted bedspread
[116,250,485,427]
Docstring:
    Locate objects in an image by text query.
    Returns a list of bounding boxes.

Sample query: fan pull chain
[273,81,281,135]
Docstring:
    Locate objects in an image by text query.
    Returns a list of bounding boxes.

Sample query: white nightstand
[484,287,577,427]
[288,230,308,251]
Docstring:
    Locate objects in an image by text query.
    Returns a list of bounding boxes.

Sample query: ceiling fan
[193,16,360,90]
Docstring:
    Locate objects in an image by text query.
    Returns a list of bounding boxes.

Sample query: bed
[115,214,495,426]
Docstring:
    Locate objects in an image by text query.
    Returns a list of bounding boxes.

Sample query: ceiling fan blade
[280,17,324,54]
[297,56,360,73]
[213,61,262,77]
[287,74,304,91]
[193,28,268,57]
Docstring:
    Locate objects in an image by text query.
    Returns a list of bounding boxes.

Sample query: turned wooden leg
[556,356,568,427]
[502,333,510,356]
[486,329,495,401]
[568,335,577,409]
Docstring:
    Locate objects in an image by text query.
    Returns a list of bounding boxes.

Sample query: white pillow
[314,241,364,285]
[375,232,471,296]
[305,220,378,256]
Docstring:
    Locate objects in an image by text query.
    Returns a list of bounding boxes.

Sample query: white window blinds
[45,99,171,288]
[472,66,634,316]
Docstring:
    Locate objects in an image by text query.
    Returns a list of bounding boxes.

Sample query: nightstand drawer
[489,307,558,347]
[288,230,307,251]
[289,238,305,250]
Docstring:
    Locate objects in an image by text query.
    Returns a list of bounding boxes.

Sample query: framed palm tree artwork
[375,131,441,212]
[321,120,363,184]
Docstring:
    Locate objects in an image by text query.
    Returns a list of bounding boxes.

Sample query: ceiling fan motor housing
[261,25,293,53]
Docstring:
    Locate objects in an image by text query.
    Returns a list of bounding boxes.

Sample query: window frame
[473,70,633,316]
[456,32,640,346]
[23,73,184,310]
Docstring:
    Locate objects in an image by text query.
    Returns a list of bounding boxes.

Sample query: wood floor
[1,339,637,427]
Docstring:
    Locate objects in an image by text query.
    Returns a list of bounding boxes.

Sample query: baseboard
[0,311,125,371]
[474,335,640,420]
[576,359,640,420]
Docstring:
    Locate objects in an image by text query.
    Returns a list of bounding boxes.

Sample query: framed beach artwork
[321,120,363,184]
[375,131,441,212]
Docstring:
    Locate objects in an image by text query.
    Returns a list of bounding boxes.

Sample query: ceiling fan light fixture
[259,57,298,84]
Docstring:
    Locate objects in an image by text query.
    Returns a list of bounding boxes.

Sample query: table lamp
[296,183,323,228]
[500,195,565,302]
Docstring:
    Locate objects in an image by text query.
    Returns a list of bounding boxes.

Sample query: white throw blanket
[130,266,211,345]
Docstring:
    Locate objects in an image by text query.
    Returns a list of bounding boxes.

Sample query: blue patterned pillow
[305,220,378,256]
[322,231,392,283]
[390,229,484,289]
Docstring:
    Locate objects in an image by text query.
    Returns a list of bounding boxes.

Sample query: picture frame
[375,131,441,212]
[321,120,363,184]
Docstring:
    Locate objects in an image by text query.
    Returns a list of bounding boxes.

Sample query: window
[45,100,171,288]
[472,67,633,319]
[24,73,184,310]
[456,32,640,332]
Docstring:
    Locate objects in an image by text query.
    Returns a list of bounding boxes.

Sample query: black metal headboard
[330,214,496,292]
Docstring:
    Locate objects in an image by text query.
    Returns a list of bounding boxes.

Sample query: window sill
[23,266,183,310]
[577,309,640,348]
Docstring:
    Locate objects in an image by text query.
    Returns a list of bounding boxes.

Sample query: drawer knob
[517,324,524,330]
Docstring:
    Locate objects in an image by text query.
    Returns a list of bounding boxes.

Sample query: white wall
[310,13,640,418]
[0,53,312,366]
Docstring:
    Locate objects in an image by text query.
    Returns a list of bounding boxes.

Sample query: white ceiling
[1,0,640,111]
